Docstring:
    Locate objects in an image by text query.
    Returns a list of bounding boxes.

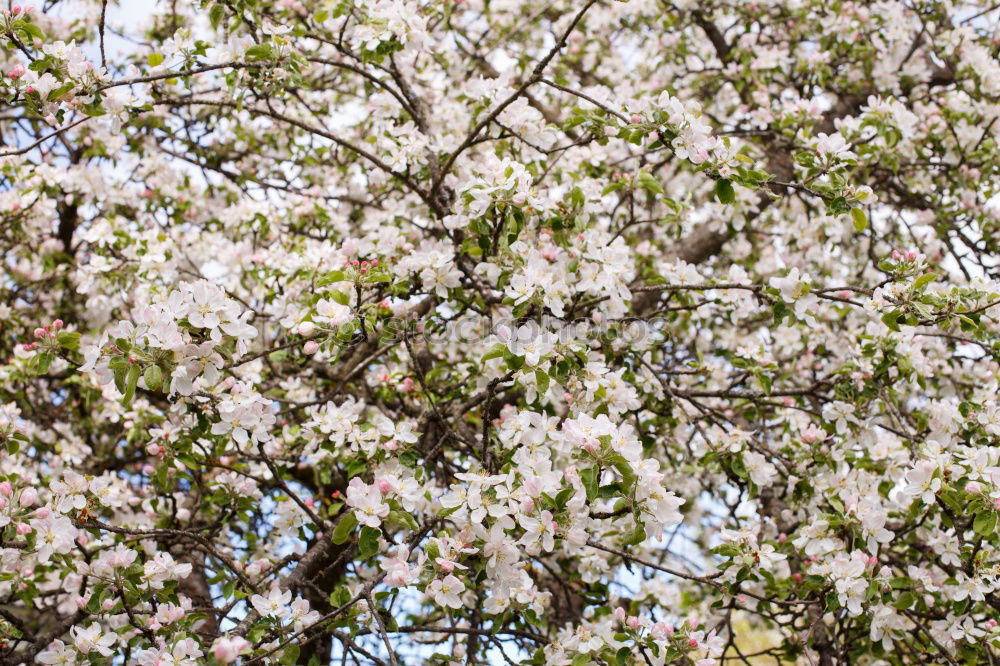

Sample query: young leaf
[851,207,867,232]
[331,512,358,545]
[716,179,735,204]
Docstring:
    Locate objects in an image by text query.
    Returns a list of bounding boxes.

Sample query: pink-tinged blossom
[345,477,390,528]
[211,636,250,663]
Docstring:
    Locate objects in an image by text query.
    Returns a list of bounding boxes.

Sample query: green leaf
[147,53,164,67]
[143,365,163,391]
[481,343,506,363]
[973,510,997,537]
[245,44,273,61]
[716,179,735,204]
[636,171,663,195]
[730,455,749,480]
[504,352,525,371]
[828,196,850,215]
[580,467,598,502]
[329,585,351,608]
[535,369,550,395]
[608,454,636,489]
[912,272,936,290]
[56,331,80,350]
[113,365,127,393]
[851,207,867,232]
[358,525,381,559]
[32,352,53,375]
[622,525,645,546]
[316,270,347,286]
[280,643,300,666]
[387,510,419,531]
[123,364,140,406]
[554,486,575,509]
[331,512,358,545]
[19,22,43,40]
[209,4,226,30]
[881,310,901,332]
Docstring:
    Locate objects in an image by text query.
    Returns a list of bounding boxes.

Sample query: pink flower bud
[965,481,982,494]
[0,482,12,497]
[377,480,391,494]
[146,443,162,456]
[33,506,50,519]
[626,615,640,629]
[53,319,63,329]
[102,598,116,611]
[614,607,627,622]
[15,522,31,535]
[400,377,415,392]
[688,638,699,648]
[142,464,155,475]
[986,619,998,630]
[33,327,45,339]
[303,340,320,355]
[8,64,25,79]
[383,439,398,452]
[867,555,878,566]
[777,533,787,543]
[994,497,1000,511]
[737,594,747,603]
[18,487,37,507]
[630,113,642,123]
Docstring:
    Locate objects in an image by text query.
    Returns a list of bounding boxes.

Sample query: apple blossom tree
[1,0,1000,664]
